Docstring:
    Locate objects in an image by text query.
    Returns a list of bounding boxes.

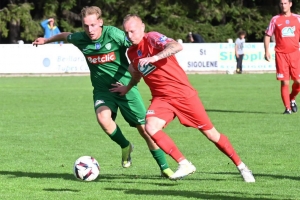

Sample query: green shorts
[93,87,146,127]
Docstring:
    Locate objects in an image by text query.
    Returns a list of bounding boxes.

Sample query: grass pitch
[0,74,299,200]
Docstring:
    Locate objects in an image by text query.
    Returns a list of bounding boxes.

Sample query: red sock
[281,84,290,109]
[215,134,241,166]
[151,130,185,163]
[290,82,300,101]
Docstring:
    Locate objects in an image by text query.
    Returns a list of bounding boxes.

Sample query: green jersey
[67,26,132,93]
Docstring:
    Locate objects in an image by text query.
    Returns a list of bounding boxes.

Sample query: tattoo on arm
[156,41,182,60]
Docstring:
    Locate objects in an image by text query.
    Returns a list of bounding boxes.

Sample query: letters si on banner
[0,43,276,74]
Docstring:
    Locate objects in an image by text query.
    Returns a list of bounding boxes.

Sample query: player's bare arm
[263,34,271,61]
[138,41,183,66]
[32,32,71,46]
[156,41,183,59]
[110,64,142,96]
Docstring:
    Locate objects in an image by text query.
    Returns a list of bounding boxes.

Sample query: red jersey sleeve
[146,32,174,50]
[265,15,279,36]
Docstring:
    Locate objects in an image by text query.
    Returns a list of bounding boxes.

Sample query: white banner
[176,43,276,72]
[0,44,89,73]
[0,43,276,74]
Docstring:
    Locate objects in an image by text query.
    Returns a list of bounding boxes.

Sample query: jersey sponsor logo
[282,26,295,37]
[95,100,105,107]
[95,43,101,50]
[138,63,156,76]
[159,35,167,42]
[86,52,116,64]
[277,73,284,78]
[146,110,155,115]
[105,43,111,50]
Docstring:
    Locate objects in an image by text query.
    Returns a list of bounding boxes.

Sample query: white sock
[237,162,246,170]
[179,159,189,165]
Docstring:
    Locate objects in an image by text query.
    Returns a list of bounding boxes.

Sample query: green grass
[0,74,299,200]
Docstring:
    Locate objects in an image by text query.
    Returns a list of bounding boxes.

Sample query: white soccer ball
[73,156,100,181]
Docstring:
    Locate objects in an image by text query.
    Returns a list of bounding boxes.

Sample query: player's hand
[32,38,47,47]
[138,56,156,66]
[110,82,129,96]
[264,52,271,62]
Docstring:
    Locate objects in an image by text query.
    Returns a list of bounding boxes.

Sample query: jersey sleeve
[66,32,84,46]
[265,16,277,36]
[146,32,174,50]
[108,26,132,48]
[40,19,48,29]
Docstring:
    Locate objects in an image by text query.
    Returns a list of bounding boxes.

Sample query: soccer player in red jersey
[110,14,255,182]
[264,0,300,114]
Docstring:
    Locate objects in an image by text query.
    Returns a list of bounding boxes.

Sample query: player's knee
[201,127,220,142]
[145,123,159,136]
[96,113,112,128]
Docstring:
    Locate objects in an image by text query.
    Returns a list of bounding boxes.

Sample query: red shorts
[275,51,300,80]
[146,94,213,131]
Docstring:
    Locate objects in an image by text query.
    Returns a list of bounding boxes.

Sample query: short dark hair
[278,0,292,3]
[238,30,246,36]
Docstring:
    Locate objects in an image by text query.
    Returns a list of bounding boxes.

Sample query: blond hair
[81,6,102,19]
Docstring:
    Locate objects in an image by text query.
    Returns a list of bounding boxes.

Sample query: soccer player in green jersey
[32,6,174,177]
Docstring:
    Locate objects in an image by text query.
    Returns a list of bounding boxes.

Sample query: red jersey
[127,32,197,99]
[265,14,300,53]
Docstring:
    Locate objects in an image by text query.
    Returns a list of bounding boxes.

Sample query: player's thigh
[146,98,176,128]
[93,91,118,120]
[288,51,300,80]
[275,52,290,80]
[118,88,147,127]
[170,95,213,131]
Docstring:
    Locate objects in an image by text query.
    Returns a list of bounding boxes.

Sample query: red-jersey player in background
[110,14,255,182]
[264,0,300,114]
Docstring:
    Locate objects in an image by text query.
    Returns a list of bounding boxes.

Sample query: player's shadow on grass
[205,109,272,114]
[203,171,300,181]
[0,170,175,185]
[105,188,285,200]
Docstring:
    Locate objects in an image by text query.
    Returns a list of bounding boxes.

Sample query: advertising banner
[0,43,276,74]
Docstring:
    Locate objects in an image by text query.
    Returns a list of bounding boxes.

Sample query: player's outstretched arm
[264,34,271,62]
[32,32,71,46]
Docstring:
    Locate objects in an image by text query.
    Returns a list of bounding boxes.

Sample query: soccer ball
[73,156,100,181]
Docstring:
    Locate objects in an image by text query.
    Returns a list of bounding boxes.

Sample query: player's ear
[141,23,145,32]
[99,19,103,26]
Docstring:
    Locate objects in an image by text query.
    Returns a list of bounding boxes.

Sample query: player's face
[279,0,292,14]
[82,14,103,40]
[123,18,145,45]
